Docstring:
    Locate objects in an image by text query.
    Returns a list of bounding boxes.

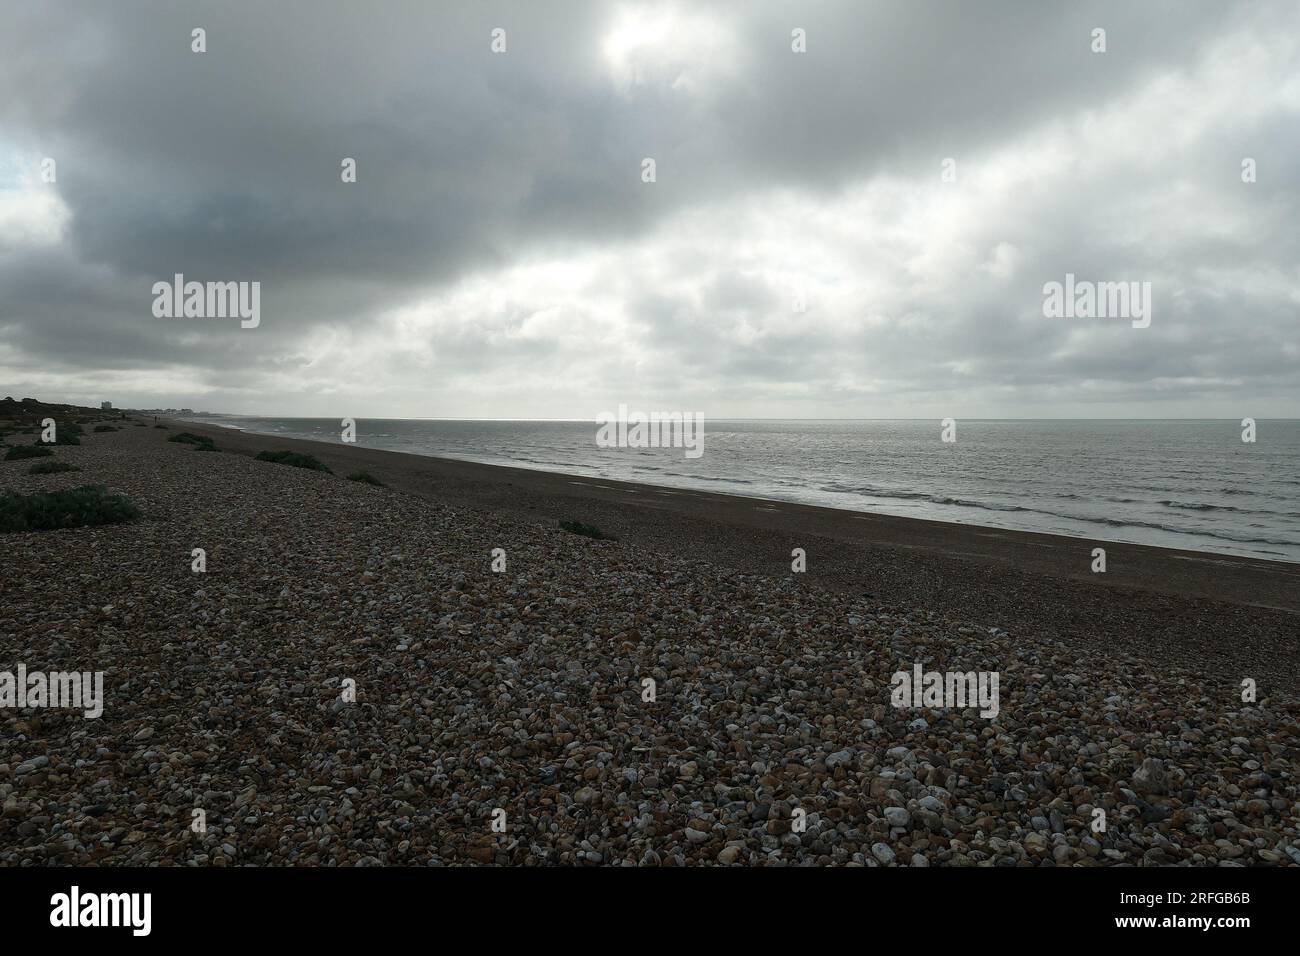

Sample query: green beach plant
[5,445,54,462]
[167,432,215,447]
[347,471,384,486]
[559,519,613,540]
[256,449,333,473]
[35,422,81,446]
[28,460,81,475]
[0,485,140,532]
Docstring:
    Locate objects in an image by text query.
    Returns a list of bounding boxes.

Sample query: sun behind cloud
[600,1,745,95]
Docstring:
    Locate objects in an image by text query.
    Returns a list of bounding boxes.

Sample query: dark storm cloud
[0,0,1296,415]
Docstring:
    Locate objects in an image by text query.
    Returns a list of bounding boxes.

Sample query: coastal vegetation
[0,485,140,532]
[28,460,81,475]
[256,449,333,473]
[4,445,53,462]
[167,431,215,447]
[559,519,612,540]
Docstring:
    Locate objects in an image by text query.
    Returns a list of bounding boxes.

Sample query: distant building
[101,401,112,410]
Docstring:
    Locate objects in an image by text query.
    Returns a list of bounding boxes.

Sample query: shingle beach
[2,423,1297,866]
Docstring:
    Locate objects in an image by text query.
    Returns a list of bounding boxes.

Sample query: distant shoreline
[179,414,1300,421]
[159,416,1300,687]
[180,415,1300,568]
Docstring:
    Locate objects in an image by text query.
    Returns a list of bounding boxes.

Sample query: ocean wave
[928,496,1030,512]
[1079,515,1298,547]
[1160,500,1242,512]
[662,472,755,484]
[815,483,1299,547]
[1160,500,1300,518]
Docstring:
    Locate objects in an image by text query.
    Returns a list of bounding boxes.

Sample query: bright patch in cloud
[601,2,743,94]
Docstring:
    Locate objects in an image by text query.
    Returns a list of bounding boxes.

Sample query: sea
[183,417,1300,564]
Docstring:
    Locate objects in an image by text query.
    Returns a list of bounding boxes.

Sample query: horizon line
[172,413,1300,423]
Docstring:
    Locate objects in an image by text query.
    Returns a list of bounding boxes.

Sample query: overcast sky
[2,0,1297,418]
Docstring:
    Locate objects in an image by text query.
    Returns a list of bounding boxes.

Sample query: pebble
[883,807,911,828]
[871,843,897,865]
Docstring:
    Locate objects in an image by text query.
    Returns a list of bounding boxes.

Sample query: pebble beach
[2,422,1297,866]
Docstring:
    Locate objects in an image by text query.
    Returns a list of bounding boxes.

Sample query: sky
[1,0,1297,419]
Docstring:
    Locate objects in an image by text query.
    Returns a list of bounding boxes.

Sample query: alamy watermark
[891,663,999,719]
[50,886,150,936]
[1,664,103,718]
[1042,273,1151,329]
[596,404,704,459]
[152,274,260,328]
